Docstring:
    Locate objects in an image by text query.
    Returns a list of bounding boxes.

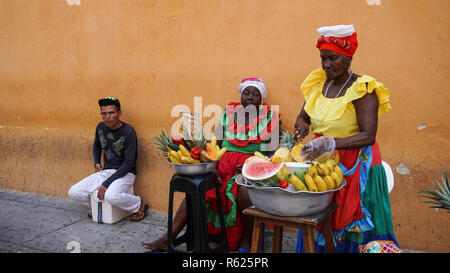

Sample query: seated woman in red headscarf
[141,78,280,252]
[294,25,398,253]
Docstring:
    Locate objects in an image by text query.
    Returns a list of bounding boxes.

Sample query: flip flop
[130,204,149,221]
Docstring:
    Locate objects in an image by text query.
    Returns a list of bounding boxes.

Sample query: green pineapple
[418,170,450,212]
[186,134,207,150]
[153,130,178,159]
[181,111,207,150]
[279,130,295,150]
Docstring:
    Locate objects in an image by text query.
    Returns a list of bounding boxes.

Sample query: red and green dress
[205,102,280,250]
[297,69,398,252]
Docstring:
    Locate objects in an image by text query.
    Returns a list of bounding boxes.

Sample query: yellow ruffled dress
[301,68,391,138]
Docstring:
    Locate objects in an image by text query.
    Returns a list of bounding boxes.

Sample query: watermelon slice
[242,162,284,180]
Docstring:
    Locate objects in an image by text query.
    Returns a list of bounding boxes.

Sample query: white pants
[68,169,141,213]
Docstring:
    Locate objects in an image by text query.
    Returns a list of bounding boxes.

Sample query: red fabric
[224,102,280,146]
[316,32,358,57]
[208,208,273,250]
[207,214,242,251]
[205,151,252,213]
[205,151,253,250]
[315,138,382,232]
[241,77,264,83]
[328,147,363,231]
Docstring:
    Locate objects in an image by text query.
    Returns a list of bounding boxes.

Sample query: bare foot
[141,235,168,250]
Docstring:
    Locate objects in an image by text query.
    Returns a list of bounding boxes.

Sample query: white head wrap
[238,78,267,99]
[317,24,355,38]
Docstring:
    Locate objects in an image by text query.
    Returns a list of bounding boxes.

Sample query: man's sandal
[130,204,149,221]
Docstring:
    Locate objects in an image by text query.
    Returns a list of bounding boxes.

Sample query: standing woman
[294,25,398,252]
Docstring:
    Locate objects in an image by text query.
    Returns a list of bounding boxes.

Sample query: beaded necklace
[316,72,354,125]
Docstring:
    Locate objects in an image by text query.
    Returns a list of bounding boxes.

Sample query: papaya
[200,143,219,162]
[200,151,212,163]
[205,143,218,160]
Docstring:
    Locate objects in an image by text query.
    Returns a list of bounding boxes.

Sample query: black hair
[98,97,121,111]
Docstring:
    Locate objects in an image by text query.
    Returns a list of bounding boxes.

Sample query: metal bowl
[236,174,346,217]
[170,161,218,176]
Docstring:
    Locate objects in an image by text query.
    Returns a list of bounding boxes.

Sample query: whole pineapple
[279,130,295,150]
[153,130,179,159]
[418,170,450,212]
[271,131,295,162]
[180,111,207,150]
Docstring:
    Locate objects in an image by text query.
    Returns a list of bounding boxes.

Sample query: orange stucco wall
[1,0,449,252]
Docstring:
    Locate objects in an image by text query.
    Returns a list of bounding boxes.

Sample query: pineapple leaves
[418,190,449,201]
[417,170,450,211]
[153,129,173,159]
[279,130,295,150]
[433,177,448,196]
[441,170,450,195]
[153,126,208,161]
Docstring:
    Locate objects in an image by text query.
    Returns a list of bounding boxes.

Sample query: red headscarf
[316,32,358,57]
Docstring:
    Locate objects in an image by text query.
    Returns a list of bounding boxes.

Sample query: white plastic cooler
[90,186,134,224]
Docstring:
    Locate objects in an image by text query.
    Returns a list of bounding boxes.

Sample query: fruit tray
[235,174,346,217]
[170,161,218,176]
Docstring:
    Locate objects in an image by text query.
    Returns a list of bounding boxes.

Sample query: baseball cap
[98,96,121,110]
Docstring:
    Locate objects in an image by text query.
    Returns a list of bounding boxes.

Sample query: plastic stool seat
[90,185,134,224]
[167,173,228,253]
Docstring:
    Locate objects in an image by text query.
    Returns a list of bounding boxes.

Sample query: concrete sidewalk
[0,189,297,253]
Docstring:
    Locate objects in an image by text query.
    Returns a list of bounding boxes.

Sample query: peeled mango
[290,144,305,162]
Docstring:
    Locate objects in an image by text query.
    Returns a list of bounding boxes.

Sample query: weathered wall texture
[0,0,449,252]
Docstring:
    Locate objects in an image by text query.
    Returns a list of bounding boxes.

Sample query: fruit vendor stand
[155,113,345,252]
[154,112,229,252]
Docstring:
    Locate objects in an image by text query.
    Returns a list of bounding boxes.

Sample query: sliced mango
[290,144,305,162]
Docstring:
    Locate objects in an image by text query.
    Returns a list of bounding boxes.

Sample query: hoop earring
[348,66,353,75]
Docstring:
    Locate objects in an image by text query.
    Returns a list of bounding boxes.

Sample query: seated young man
[68,96,147,221]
